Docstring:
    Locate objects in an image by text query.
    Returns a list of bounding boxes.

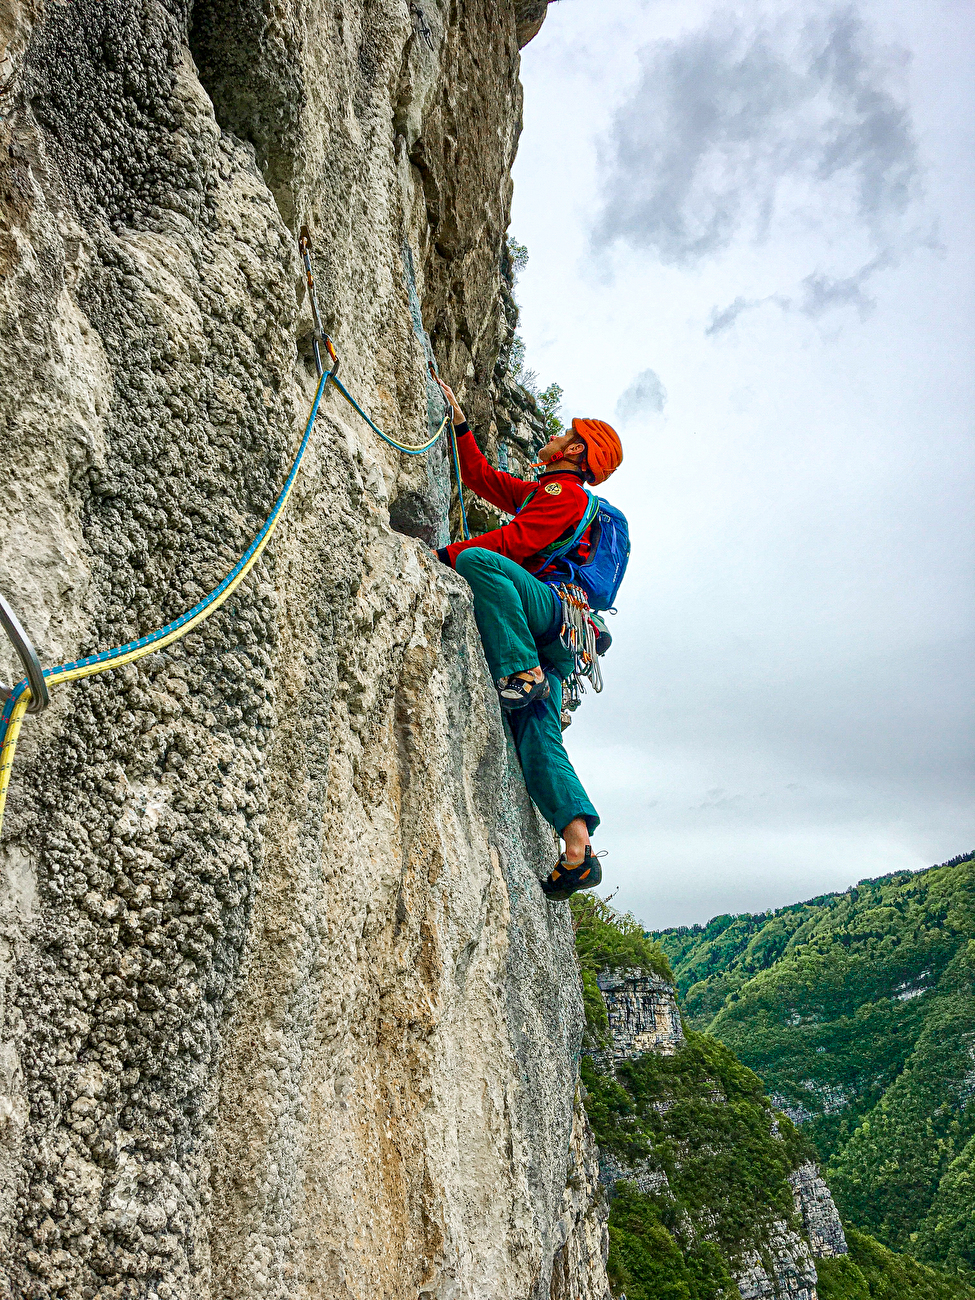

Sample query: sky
[510,0,975,930]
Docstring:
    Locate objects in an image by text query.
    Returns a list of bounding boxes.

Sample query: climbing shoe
[496,671,550,712]
[540,846,603,900]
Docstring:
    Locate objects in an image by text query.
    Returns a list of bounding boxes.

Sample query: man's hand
[429,366,466,424]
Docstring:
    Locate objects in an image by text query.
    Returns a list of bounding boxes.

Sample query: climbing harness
[550,581,603,711]
[514,480,619,711]
[0,226,468,838]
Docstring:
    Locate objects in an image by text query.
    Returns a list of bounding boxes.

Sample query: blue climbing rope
[0,225,477,837]
[330,373,450,455]
[448,420,471,540]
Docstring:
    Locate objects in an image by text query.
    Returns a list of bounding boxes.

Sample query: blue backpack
[526,490,630,612]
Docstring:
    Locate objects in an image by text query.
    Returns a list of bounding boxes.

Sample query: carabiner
[0,591,49,714]
[298,226,340,381]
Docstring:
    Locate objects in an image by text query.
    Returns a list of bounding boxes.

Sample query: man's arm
[431,369,536,514]
[452,423,535,515]
[430,370,586,567]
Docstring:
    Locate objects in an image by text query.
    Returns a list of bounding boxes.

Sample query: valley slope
[653,855,975,1279]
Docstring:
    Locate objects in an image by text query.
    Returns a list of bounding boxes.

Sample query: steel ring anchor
[0,591,50,714]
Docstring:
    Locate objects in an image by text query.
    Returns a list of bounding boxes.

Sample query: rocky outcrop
[596,968,684,1060]
[730,1156,848,1300]
[514,1,556,49]
[735,1227,818,1300]
[0,1,609,1296]
[589,967,848,1300]
[730,1155,848,1300]
[791,1161,849,1259]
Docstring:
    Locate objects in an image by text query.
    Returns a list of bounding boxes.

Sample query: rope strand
[448,421,471,540]
[0,362,330,836]
[1,226,473,837]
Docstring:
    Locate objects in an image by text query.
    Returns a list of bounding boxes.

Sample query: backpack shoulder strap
[535,490,600,562]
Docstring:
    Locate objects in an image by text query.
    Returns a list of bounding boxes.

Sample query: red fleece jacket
[443,425,592,571]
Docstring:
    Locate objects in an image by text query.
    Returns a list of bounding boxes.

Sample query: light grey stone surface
[548,1085,612,1300]
[596,968,684,1060]
[791,1160,848,1259]
[735,1222,819,1300]
[599,1152,669,1199]
[0,1,609,1295]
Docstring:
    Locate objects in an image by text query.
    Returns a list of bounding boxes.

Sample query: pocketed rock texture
[0,1,610,1297]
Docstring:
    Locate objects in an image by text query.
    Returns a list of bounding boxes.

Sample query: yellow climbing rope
[0,361,330,837]
[0,227,468,839]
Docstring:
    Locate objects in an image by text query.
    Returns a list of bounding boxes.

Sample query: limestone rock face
[791,1161,848,1260]
[732,1150,847,1299]
[734,1151,847,1300]
[0,1,609,1296]
[596,968,684,1060]
[549,1087,611,1300]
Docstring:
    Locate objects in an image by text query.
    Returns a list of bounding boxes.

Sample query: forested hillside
[577,894,975,1300]
[653,855,975,1280]
[575,898,816,1299]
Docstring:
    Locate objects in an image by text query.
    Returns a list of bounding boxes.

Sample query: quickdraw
[0,226,468,838]
[550,581,603,711]
[445,404,471,541]
[298,225,450,457]
[299,227,468,537]
[0,593,49,715]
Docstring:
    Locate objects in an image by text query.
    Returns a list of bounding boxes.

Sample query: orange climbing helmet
[571,418,623,486]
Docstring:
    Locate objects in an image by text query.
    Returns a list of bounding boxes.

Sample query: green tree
[817,1227,975,1300]
[506,235,529,282]
[537,382,564,437]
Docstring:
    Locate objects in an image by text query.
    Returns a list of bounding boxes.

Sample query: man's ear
[566,441,587,457]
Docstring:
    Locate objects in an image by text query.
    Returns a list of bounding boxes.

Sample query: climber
[430,370,622,901]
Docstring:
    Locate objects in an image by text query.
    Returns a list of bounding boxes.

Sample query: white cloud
[616,368,667,422]
[592,4,931,328]
[595,6,921,262]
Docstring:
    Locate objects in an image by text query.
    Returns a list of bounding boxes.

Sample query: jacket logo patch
[544,482,562,495]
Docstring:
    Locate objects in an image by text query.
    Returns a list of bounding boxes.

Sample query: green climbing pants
[453,548,599,837]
